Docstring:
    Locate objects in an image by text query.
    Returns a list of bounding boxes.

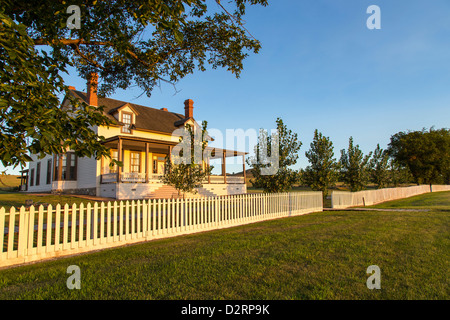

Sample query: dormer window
[121,112,133,133]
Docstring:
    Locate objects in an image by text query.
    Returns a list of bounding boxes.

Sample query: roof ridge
[70,89,183,116]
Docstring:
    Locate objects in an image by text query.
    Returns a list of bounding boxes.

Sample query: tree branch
[70,43,106,70]
[33,38,111,46]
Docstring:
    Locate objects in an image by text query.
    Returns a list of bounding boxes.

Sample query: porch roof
[102,135,247,158]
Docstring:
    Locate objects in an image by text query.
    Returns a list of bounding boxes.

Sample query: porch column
[168,145,173,173]
[222,150,227,184]
[53,154,57,180]
[242,154,246,183]
[58,154,63,181]
[207,156,211,184]
[20,170,24,189]
[145,142,149,183]
[117,137,122,183]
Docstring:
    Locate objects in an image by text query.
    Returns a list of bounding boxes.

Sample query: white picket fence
[331,184,450,209]
[0,192,323,268]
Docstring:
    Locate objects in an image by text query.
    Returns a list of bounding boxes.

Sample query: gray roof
[69,90,187,134]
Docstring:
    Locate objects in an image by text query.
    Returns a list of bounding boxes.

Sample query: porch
[99,136,247,186]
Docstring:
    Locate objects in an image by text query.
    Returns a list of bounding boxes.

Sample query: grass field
[0,175,95,211]
[0,191,448,300]
[0,175,21,192]
[0,190,100,211]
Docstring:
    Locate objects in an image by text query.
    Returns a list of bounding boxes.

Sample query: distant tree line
[249,119,450,197]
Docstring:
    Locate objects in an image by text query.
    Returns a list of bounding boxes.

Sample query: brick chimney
[184,99,193,118]
[86,72,98,106]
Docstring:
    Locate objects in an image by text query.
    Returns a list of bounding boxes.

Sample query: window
[36,162,41,186]
[121,112,132,133]
[54,153,77,181]
[130,152,140,173]
[47,159,52,184]
[61,154,67,180]
[153,160,158,174]
[54,155,58,180]
[30,168,35,187]
[69,153,77,180]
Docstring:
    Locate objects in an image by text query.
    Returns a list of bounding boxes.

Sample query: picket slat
[18,207,28,257]
[86,203,92,247]
[70,204,79,249]
[54,205,61,252]
[7,208,15,258]
[106,202,111,243]
[0,208,5,254]
[125,201,130,240]
[119,201,124,241]
[79,203,85,247]
[113,202,118,242]
[94,202,99,245]
[137,200,141,237]
[27,206,35,253]
[131,200,136,238]
[100,202,105,243]
[46,205,53,253]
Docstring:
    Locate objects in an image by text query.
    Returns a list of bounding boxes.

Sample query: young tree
[302,129,339,198]
[387,128,450,185]
[339,137,372,192]
[162,121,212,198]
[1,0,268,168]
[368,144,390,189]
[248,118,302,193]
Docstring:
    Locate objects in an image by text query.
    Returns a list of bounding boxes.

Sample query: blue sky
[4,0,450,174]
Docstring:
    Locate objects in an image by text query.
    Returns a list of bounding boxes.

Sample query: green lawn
[0,191,448,300]
[370,190,450,211]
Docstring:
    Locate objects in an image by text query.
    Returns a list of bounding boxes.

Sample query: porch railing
[101,173,163,183]
[121,172,146,183]
[227,176,245,184]
[101,173,117,183]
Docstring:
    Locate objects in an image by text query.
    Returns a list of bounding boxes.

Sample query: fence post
[55,204,63,251]
[106,201,112,242]
[17,206,29,258]
[0,207,5,257]
[27,205,35,255]
[70,202,77,249]
[93,202,99,245]
[214,197,219,227]
[112,201,118,242]
[87,202,93,246]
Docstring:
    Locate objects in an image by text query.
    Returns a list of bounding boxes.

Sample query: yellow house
[23,74,247,199]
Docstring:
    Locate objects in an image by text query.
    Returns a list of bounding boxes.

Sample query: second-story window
[121,112,132,133]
